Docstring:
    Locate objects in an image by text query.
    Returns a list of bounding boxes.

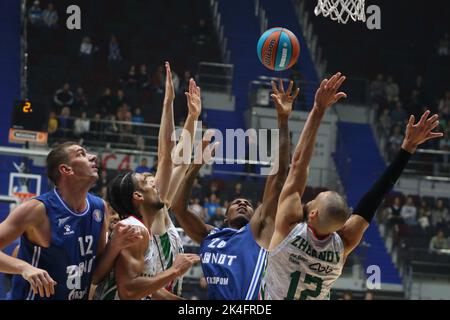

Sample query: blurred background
[0,0,449,300]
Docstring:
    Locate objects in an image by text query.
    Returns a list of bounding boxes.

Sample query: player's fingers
[286,81,293,95]
[408,115,415,127]
[271,81,279,94]
[43,272,56,296]
[427,132,444,139]
[279,79,285,93]
[196,86,201,97]
[33,276,45,298]
[319,79,328,91]
[428,120,440,131]
[334,92,347,102]
[418,110,430,125]
[333,75,346,91]
[327,72,340,88]
[38,273,51,298]
[292,88,300,99]
[425,114,439,128]
[28,277,38,295]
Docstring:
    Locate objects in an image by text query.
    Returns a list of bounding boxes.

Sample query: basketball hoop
[13,192,36,204]
[314,0,366,24]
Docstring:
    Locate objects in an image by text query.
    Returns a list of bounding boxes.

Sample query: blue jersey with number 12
[10,189,105,300]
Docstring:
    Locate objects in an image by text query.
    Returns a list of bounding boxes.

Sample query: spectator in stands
[364,291,374,300]
[151,65,164,94]
[208,207,225,228]
[54,83,74,109]
[73,111,90,138]
[342,292,353,300]
[429,230,449,253]
[96,87,114,115]
[121,65,138,89]
[431,199,450,228]
[417,199,431,230]
[191,178,204,201]
[390,101,407,125]
[193,19,210,46]
[114,89,127,109]
[132,107,144,134]
[189,198,206,221]
[135,158,151,174]
[407,89,424,117]
[107,35,122,62]
[385,76,400,103]
[28,0,43,26]
[386,196,404,229]
[387,125,404,160]
[73,86,89,116]
[57,106,73,137]
[228,182,243,202]
[438,91,450,121]
[79,36,96,56]
[437,33,449,56]
[412,75,426,106]
[206,181,220,198]
[42,3,58,28]
[400,196,418,226]
[89,113,103,140]
[204,194,220,218]
[369,74,386,105]
[48,111,58,135]
[137,64,150,90]
[104,114,119,142]
[378,108,392,137]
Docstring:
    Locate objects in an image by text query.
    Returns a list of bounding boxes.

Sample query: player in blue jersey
[0,142,141,300]
[171,80,298,300]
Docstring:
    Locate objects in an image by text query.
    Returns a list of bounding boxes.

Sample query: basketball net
[314,0,366,24]
[13,192,36,204]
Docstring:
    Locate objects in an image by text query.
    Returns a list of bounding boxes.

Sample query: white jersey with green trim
[260,222,345,300]
[150,218,184,296]
[94,216,152,300]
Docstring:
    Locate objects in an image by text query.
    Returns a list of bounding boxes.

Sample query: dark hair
[107,171,141,220]
[46,141,78,185]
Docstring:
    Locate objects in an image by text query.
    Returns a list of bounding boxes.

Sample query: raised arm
[270,73,347,250]
[338,110,443,258]
[155,61,176,203]
[250,80,296,245]
[166,78,202,207]
[171,136,219,244]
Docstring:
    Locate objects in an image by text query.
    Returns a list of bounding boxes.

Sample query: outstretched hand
[185,78,201,118]
[164,61,175,105]
[271,79,299,118]
[314,72,347,111]
[402,110,443,153]
[193,129,220,166]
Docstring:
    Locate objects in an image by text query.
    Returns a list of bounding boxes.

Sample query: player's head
[303,191,350,235]
[46,142,99,187]
[107,171,164,220]
[224,198,254,229]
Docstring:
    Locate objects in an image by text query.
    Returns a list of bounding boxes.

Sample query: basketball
[257,27,300,71]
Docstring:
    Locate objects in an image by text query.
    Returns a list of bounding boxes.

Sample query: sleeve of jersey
[353,148,412,223]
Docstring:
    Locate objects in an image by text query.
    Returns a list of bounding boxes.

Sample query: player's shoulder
[7,199,47,225]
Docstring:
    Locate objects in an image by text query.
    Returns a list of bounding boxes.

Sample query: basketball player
[0,142,141,299]
[260,73,443,300]
[93,171,199,300]
[149,64,203,297]
[94,62,200,300]
[171,79,298,299]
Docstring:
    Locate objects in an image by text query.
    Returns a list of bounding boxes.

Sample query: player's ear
[59,164,72,176]
[132,191,144,202]
[309,209,319,220]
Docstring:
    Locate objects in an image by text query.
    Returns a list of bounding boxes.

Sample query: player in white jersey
[94,62,200,300]
[262,73,443,300]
